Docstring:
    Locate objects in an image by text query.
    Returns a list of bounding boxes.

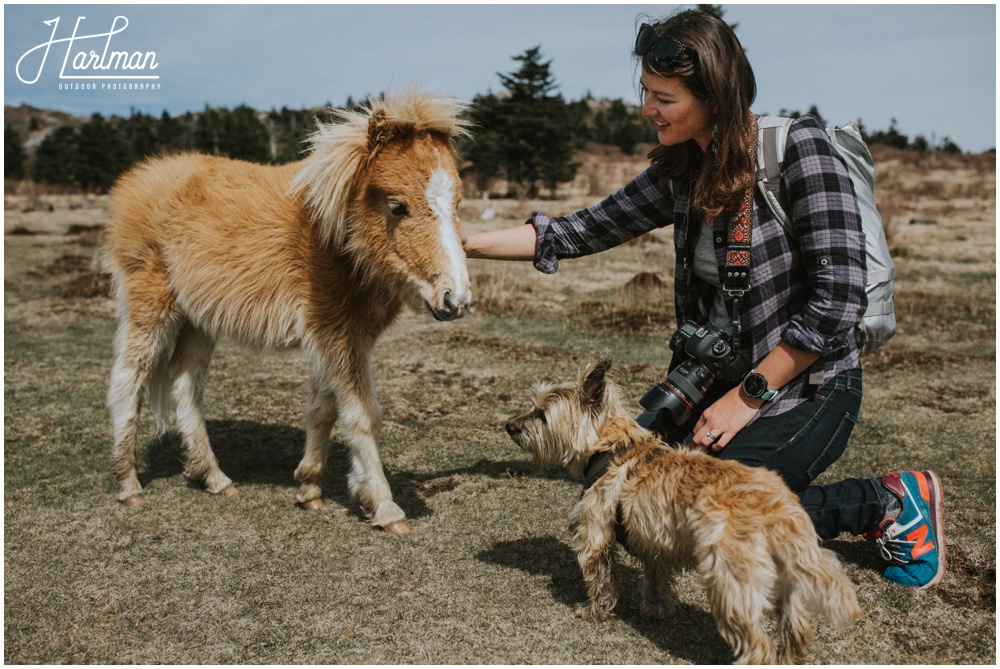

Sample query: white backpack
[756,116,896,356]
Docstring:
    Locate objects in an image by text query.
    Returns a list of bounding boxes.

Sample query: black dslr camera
[639,321,751,429]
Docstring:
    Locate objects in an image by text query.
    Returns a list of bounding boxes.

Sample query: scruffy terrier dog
[505,353,862,664]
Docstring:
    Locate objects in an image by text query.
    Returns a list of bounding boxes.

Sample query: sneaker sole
[919,469,947,590]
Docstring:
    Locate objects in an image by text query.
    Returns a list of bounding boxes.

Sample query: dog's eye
[535,409,546,424]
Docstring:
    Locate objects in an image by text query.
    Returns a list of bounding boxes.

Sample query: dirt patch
[34,254,92,276]
[936,545,996,611]
[65,224,103,247]
[412,476,462,498]
[862,349,982,373]
[60,272,112,299]
[625,271,665,288]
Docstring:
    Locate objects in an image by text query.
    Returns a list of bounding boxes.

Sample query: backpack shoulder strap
[755,116,795,236]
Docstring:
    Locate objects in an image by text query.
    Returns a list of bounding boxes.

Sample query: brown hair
[637,10,757,218]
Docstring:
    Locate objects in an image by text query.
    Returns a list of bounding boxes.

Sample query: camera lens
[639,360,716,427]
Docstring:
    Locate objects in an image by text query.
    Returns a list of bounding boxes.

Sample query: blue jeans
[639,369,887,539]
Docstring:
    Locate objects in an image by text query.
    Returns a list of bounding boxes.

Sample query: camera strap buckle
[723,266,750,297]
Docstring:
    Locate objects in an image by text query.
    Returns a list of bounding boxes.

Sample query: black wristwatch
[742,369,778,402]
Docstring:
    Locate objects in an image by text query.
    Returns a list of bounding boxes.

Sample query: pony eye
[388,200,408,217]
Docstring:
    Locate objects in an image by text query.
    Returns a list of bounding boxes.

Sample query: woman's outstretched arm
[463,223,538,261]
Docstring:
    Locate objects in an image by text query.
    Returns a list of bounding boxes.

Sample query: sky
[4,3,997,153]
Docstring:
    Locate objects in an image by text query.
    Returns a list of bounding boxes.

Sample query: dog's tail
[772,539,862,664]
[786,540,864,629]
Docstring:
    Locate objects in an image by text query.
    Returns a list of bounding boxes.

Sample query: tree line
[4,47,966,195]
[4,105,327,191]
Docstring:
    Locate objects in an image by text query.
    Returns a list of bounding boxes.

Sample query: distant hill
[5,104,88,153]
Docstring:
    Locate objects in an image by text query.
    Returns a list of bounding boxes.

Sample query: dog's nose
[505,422,519,436]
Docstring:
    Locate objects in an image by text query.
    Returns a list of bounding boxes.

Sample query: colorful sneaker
[867,471,947,589]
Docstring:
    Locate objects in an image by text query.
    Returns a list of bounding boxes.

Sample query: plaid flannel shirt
[529,115,867,418]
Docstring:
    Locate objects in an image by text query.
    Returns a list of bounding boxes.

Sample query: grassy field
[3,151,995,664]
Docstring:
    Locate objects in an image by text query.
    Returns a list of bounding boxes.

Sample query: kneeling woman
[463,9,945,589]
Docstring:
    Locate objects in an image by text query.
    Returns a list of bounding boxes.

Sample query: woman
[463,9,945,589]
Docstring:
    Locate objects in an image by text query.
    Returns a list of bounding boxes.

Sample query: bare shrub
[470,269,541,317]
[575,272,676,333]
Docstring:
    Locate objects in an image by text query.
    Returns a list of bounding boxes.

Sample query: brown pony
[103,91,471,534]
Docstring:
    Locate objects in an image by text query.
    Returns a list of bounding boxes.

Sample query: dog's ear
[581,352,612,409]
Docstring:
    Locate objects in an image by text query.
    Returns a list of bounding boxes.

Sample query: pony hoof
[121,494,145,507]
[221,485,239,497]
[383,520,411,535]
[302,499,324,510]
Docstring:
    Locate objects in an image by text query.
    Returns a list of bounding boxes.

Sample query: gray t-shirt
[691,223,731,335]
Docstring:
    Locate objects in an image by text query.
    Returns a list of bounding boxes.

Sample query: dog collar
[582,442,667,495]
[582,449,618,493]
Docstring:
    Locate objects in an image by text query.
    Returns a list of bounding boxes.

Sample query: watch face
[743,373,766,397]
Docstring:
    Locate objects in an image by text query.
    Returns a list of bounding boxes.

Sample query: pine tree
[77,113,131,191]
[592,99,653,155]
[467,47,584,198]
[34,126,81,188]
[157,110,192,154]
[5,126,26,179]
[464,93,506,192]
[124,109,159,163]
[195,106,224,156]
[221,105,270,163]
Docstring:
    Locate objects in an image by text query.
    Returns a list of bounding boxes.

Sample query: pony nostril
[429,287,469,321]
[505,423,519,436]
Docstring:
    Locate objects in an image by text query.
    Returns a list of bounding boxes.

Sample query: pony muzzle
[428,286,471,321]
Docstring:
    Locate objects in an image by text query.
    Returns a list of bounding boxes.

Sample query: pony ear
[581,351,613,409]
[367,108,392,164]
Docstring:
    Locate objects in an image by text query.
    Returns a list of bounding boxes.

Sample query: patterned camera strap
[721,114,759,341]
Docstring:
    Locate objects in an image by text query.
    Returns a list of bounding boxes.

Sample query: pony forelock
[290,91,471,250]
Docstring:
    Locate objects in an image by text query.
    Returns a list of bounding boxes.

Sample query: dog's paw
[639,598,675,620]
[575,602,611,622]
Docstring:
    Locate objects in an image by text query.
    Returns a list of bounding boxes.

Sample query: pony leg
[333,363,408,533]
[294,377,339,510]
[108,298,181,506]
[169,323,234,496]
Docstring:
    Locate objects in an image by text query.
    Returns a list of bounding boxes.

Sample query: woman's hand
[691,341,821,451]
[692,386,761,451]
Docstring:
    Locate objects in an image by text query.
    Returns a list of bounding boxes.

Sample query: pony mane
[290,91,471,249]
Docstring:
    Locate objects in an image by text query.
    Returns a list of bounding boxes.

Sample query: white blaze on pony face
[422,166,471,320]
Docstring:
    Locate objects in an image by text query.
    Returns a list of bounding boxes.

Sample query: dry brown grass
[4,149,995,664]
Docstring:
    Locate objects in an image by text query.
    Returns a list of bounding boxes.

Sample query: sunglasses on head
[635,24,690,68]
